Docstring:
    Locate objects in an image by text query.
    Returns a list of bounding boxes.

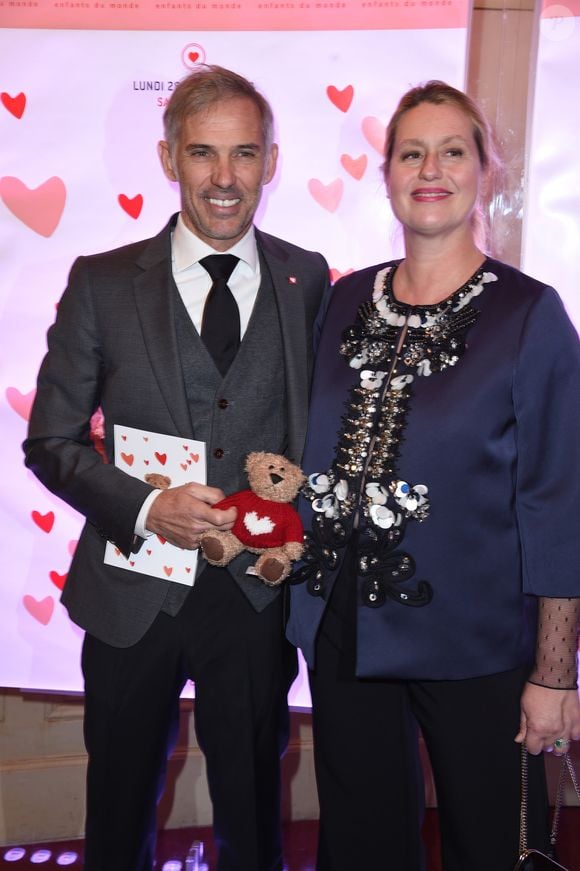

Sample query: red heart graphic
[1,91,26,119]
[164,566,173,577]
[187,459,192,465]
[31,510,55,533]
[157,534,167,545]
[362,116,386,155]
[5,386,35,420]
[330,267,354,283]
[188,51,199,63]
[121,452,134,466]
[144,460,150,465]
[118,193,143,220]
[185,567,192,573]
[146,549,152,555]
[49,570,67,590]
[0,176,66,237]
[183,444,189,450]
[114,547,121,556]
[190,452,199,463]
[121,434,127,441]
[340,153,368,181]
[326,85,354,113]
[129,560,135,567]
[23,594,54,625]
[143,436,149,442]
[308,178,343,213]
[155,452,167,465]
[180,462,188,471]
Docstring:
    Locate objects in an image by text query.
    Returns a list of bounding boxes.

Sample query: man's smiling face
[158,96,278,251]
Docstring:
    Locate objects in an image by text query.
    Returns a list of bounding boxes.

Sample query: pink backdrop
[2,10,470,705]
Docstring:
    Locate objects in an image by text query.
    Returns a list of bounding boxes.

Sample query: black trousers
[309,554,550,871]
[81,566,295,871]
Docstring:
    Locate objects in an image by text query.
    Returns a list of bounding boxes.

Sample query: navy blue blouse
[287,258,580,680]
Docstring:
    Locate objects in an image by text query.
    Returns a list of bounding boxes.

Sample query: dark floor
[1,810,578,869]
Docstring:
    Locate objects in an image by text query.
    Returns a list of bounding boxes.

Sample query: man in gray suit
[24,65,329,871]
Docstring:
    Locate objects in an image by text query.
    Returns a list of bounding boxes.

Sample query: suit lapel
[132,216,194,439]
[256,230,309,464]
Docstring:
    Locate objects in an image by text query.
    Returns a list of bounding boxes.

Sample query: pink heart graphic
[118,193,143,219]
[121,452,134,466]
[6,386,35,420]
[340,153,368,181]
[326,85,354,113]
[0,176,66,237]
[330,268,354,283]
[23,594,54,625]
[1,91,26,119]
[163,566,173,577]
[362,117,386,156]
[308,178,344,213]
[190,452,199,463]
[31,510,55,533]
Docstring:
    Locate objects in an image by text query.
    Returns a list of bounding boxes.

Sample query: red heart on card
[121,452,134,466]
[163,566,173,577]
[32,510,55,533]
[181,463,188,471]
[155,452,167,465]
[157,534,167,545]
[190,453,199,463]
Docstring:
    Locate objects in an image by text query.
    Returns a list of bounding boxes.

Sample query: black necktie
[200,254,241,377]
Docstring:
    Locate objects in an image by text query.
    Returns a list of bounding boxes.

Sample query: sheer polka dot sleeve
[528,598,580,690]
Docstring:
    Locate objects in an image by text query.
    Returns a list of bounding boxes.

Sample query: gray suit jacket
[24,214,329,647]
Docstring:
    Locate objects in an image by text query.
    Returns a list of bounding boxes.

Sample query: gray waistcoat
[166,261,288,613]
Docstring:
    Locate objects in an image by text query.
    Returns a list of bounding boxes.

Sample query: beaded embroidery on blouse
[293,262,498,608]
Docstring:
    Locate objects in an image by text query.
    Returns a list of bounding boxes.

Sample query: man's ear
[263,143,279,185]
[158,140,177,182]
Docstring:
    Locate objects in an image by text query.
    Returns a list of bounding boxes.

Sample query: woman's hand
[515,682,580,755]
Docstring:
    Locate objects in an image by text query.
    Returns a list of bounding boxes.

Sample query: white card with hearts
[104,424,206,586]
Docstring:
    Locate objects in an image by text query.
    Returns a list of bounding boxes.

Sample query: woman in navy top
[287,81,580,871]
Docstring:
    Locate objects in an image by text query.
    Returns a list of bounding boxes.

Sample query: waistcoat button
[213,448,224,459]
[217,398,228,409]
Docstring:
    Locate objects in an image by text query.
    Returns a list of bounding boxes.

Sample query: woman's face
[386,101,485,243]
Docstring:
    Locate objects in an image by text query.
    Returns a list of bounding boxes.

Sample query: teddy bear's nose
[270,473,283,485]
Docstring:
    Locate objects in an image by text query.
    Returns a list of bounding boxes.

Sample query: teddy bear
[200,452,305,586]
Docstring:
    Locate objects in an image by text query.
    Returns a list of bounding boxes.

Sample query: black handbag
[513,746,579,871]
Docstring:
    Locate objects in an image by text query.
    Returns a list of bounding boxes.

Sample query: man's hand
[515,682,580,755]
[145,483,236,549]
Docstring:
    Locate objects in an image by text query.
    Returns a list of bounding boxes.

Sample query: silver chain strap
[520,745,580,854]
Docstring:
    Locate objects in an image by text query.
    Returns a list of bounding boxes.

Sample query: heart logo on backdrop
[1,91,26,119]
[118,193,143,219]
[49,571,67,590]
[5,387,36,420]
[330,268,354,283]
[188,51,199,63]
[31,510,55,534]
[23,595,54,625]
[326,85,354,113]
[340,153,368,180]
[308,178,344,213]
[0,176,66,237]
[362,116,386,155]
[121,452,134,466]
[244,511,275,536]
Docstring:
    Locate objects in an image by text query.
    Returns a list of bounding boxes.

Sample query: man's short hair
[163,65,274,154]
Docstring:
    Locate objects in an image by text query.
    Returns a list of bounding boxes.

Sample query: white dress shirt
[134,214,262,538]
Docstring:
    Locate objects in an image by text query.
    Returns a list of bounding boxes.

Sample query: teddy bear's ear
[244,451,264,474]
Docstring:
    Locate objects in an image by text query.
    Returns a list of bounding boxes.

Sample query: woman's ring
[554,737,570,753]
